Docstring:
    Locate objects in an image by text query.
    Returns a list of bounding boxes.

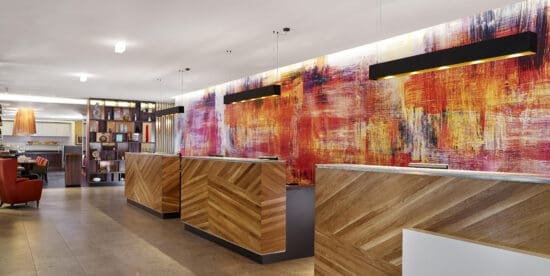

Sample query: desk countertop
[182,156,284,163]
[316,164,550,184]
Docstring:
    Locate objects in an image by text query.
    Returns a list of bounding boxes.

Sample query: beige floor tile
[0,186,314,275]
[0,255,37,275]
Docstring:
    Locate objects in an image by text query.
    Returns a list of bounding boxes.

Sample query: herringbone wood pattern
[314,168,550,275]
[125,153,180,213]
[181,158,286,254]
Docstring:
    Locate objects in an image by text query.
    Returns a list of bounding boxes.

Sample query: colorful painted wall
[176,0,550,185]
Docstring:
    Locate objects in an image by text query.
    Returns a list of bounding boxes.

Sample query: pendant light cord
[273,28,289,82]
[273,30,280,80]
[376,0,382,64]
[180,69,184,96]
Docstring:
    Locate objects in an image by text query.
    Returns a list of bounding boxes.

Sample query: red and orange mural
[176,0,550,185]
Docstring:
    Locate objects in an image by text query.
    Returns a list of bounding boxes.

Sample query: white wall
[403,229,550,276]
[1,120,71,137]
[1,120,74,149]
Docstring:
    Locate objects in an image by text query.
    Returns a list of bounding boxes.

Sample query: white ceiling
[0,0,521,118]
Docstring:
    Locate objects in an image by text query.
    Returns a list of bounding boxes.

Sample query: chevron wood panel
[161,157,182,213]
[314,167,550,275]
[125,153,180,214]
[181,158,286,254]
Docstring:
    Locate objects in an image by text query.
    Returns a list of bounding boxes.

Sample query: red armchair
[0,158,43,207]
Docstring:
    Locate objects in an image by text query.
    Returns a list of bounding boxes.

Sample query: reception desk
[181,156,314,263]
[314,164,550,275]
[125,153,181,218]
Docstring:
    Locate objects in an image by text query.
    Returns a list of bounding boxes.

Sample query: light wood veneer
[314,165,550,275]
[125,153,180,214]
[181,157,286,254]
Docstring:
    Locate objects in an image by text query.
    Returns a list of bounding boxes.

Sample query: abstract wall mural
[176,0,550,185]
[176,88,221,156]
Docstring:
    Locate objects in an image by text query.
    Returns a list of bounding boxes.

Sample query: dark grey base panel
[127,199,180,219]
[183,185,315,264]
[281,185,315,260]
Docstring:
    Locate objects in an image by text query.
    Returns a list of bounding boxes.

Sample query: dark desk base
[183,186,315,264]
[127,199,180,219]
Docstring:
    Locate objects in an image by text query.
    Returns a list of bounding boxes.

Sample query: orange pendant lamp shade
[12,108,37,136]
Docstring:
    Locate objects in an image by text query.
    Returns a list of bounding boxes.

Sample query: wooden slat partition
[125,153,180,215]
[314,165,550,275]
[181,157,286,254]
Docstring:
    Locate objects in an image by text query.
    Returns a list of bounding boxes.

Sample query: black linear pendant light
[369,32,537,80]
[155,70,187,117]
[223,85,281,104]
[155,106,184,116]
[223,28,290,105]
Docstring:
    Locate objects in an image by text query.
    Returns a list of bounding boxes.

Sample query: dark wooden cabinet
[65,153,82,186]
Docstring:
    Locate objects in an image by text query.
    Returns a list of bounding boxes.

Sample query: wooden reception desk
[314,164,550,275]
[125,153,181,218]
[181,156,314,263]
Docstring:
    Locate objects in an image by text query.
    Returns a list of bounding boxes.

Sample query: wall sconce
[369,32,537,80]
[12,107,37,136]
[223,85,281,104]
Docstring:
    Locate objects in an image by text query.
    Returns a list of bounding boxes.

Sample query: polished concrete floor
[0,184,313,275]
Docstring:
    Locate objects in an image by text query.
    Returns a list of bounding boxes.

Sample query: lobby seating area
[0,158,43,208]
[31,156,49,183]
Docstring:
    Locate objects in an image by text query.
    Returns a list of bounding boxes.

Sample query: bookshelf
[86,98,156,184]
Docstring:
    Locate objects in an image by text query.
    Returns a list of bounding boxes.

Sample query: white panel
[1,121,72,137]
[34,122,71,137]
[35,123,50,136]
[1,121,14,135]
[403,229,550,276]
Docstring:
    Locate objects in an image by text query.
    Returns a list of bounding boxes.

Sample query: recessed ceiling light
[79,74,88,82]
[114,41,126,54]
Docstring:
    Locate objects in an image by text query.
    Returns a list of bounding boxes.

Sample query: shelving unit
[86,98,156,185]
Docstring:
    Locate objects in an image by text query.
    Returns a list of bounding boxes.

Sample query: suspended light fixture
[154,68,187,117]
[223,85,281,104]
[155,106,185,116]
[223,28,288,105]
[369,32,537,80]
[273,27,290,82]
[12,107,36,136]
